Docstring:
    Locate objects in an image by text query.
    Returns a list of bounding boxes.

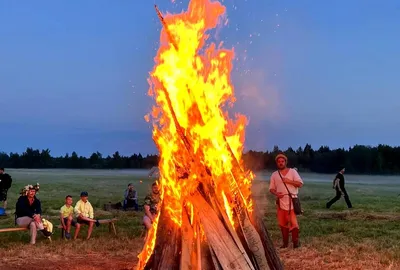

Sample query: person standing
[326,168,353,209]
[0,168,12,211]
[269,153,304,249]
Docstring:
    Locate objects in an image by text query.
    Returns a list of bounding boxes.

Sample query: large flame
[138,0,255,267]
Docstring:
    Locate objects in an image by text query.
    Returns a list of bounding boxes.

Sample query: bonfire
[138,0,282,269]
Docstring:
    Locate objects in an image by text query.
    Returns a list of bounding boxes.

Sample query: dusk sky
[1,1,399,157]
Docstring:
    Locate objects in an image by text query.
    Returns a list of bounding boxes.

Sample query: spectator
[74,191,100,240]
[143,182,160,231]
[15,184,52,244]
[123,183,138,211]
[60,195,81,240]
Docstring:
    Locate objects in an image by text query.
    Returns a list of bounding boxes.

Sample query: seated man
[123,183,138,211]
[74,191,100,240]
[15,184,52,244]
[60,195,81,240]
[143,182,160,231]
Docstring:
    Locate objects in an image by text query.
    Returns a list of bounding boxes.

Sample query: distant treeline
[0,148,158,169]
[243,144,400,175]
[0,144,400,174]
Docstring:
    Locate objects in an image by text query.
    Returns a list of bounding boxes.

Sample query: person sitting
[143,182,160,231]
[60,195,81,240]
[15,184,52,244]
[74,191,100,240]
[123,183,138,211]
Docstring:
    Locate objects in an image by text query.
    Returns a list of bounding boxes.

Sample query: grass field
[0,169,399,270]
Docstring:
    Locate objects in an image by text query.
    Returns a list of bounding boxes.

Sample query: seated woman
[15,183,52,245]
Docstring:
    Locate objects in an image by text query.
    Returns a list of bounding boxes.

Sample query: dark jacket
[0,173,12,190]
[15,196,42,218]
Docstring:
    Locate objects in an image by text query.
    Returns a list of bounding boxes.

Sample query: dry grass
[0,237,142,270]
[279,241,399,270]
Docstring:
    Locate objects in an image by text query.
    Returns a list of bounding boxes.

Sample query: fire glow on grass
[138,0,255,268]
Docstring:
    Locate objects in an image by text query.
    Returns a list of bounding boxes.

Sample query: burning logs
[137,0,283,269]
[139,183,283,270]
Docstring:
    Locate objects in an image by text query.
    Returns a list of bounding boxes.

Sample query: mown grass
[0,169,400,270]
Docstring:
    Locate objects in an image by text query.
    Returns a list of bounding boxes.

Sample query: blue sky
[0,0,399,157]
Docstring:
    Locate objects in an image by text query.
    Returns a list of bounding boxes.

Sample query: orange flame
[138,0,255,268]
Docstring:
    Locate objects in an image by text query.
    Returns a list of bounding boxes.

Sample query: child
[60,195,81,239]
[74,191,100,240]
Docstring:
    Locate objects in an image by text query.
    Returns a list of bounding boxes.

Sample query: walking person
[326,168,353,209]
[269,153,304,249]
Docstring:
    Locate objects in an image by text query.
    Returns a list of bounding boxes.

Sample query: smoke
[230,67,286,151]
[235,69,282,121]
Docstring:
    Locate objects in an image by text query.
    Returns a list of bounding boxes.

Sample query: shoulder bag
[278,171,302,215]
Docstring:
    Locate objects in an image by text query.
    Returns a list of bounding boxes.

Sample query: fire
[138,0,255,268]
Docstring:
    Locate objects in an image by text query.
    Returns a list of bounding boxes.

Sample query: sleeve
[124,190,128,199]
[74,201,81,217]
[89,203,94,219]
[332,173,339,186]
[133,190,138,200]
[4,174,12,189]
[36,200,42,215]
[59,206,63,214]
[269,174,276,191]
[292,169,303,184]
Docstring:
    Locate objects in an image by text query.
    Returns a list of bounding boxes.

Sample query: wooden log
[235,206,270,270]
[207,245,223,270]
[196,221,202,270]
[213,196,255,270]
[180,206,195,270]
[200,236,220,270]
[190,191,253,270]
[0,227,28,233]
[144,202,181,270]
[249,206,284,270]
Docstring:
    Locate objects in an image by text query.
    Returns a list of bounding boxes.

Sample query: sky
[0,0,399,157]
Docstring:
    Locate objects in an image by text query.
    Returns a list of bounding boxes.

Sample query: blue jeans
[123,199,138,211]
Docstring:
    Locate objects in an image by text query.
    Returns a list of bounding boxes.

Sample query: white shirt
[269,168,303,211]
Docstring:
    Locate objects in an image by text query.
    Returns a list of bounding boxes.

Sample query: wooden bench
[0,218,118,241]
[58,218,118,239]
[0,227,52,241]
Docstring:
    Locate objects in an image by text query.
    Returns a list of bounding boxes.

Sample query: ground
[0,169,399,270]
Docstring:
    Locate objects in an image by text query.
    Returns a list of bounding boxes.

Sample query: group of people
[269,153,352,249]
[2,160,353,248]
[14,184,101,244]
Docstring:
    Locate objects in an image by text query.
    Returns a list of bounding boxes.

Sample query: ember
[138,0,282,269]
